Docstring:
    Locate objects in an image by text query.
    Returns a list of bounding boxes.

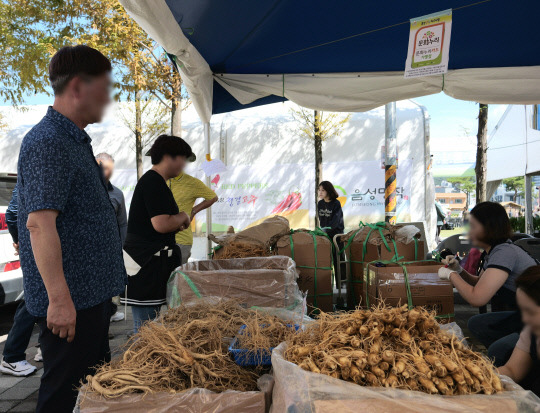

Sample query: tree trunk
[314,110,323,227]
[171,94,182,136]
[475,103,488,203]
[135,89,143,180]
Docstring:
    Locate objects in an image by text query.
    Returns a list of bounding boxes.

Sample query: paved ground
[0,299,483,413]
[0,305,133,413]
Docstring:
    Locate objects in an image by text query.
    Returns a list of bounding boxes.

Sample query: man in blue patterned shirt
[17,45,126,412]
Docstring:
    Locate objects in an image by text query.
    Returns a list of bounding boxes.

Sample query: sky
[414,93,507,155]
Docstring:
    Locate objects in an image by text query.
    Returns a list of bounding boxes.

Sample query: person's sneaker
[34,348,43,362]
[0,360,37,377]
[110,311,125,322]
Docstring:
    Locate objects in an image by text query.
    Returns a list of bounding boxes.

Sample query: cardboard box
[167,256,301,309]
[365,262,454,321]
[275,231,333,313]
[347,241,378,308]
[346,239,424,309]
[379,239,425,262]
[79,387,266,413]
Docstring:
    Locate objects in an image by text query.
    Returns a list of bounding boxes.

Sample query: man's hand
[12,243,19,256]
[47,297,76,342]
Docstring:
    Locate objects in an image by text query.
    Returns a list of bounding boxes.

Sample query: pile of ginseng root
[215,242,270,259]
[285,304,503,396]
[84,300,296,398]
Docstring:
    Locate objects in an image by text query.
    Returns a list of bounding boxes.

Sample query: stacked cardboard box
[344,226,424,309]
[167,256,302,309]
[275,231,333,313]
[365,261,454,322]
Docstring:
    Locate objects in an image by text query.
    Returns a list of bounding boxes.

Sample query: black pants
[36,301,111,413]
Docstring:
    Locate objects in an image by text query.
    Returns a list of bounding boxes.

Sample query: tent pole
[525,174,533,235]
[204,122,212,257]
[384,102,397,224]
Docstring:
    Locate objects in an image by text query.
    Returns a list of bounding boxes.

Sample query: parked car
[0,173,23,305]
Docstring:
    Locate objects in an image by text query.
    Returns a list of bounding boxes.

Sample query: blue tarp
[162,0,540,114]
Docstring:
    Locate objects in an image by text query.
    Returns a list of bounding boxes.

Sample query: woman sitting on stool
[438,202,537,366]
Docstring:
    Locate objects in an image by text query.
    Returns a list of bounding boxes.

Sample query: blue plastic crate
[229,324,300,366]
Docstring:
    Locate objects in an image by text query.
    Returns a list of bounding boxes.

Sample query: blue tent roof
[161,0,540,114]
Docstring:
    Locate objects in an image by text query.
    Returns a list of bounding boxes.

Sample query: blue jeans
[3,300,38,363]
[131,305,161,334]
[468,311,521,366]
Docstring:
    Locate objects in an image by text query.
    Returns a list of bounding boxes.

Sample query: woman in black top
[121,135,191,333]
[317,181,345,278]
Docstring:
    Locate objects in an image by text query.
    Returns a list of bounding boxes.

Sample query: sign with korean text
[113,160,414,233]
[404,9,452,78]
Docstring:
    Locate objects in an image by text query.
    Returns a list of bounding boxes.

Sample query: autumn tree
[2,0,189,178]
[61,0,183,178]
[447,177,476,210]
[291,107,350,223]
[118,98,169,158]
[0,1,83,126]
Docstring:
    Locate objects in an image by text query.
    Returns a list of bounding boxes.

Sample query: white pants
[177,244,192,265]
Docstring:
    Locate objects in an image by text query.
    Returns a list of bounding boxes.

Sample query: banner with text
[112,160,414,233]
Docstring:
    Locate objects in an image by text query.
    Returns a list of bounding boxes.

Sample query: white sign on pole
[404,9,452,79]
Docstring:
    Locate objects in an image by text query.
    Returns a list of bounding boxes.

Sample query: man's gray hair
[96,152,114,162]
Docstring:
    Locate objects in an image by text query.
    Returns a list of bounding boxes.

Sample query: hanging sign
[404,9,452,78]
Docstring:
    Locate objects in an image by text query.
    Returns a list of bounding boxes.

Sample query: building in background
[435,192,467,213]
[500,201,525,218]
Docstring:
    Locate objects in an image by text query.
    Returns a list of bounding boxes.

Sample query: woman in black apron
[499,266,540,396]
[438,202,537,365]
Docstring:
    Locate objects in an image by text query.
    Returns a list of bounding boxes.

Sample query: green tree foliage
[502,177,525,202]
[2,0,188,178]
[446,177,476,209]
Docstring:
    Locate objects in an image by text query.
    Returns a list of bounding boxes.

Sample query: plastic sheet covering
[167,256,303,311]
[394,225,421,245]
[77,374,273,413]
[441,321,468,345]
[270,343,540,413]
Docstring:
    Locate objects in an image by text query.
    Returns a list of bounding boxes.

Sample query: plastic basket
[229,324,300,366]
